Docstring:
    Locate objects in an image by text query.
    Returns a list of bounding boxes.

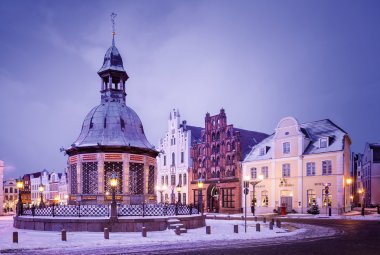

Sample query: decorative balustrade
[21,203,199,217]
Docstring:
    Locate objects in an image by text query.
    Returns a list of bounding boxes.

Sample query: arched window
[171,152,175,166]
[227,142,231,151]
[232,141,236,150]
[216,157,220,166]
[216,132,220,140]
[202,159,206,168]
[212,133,216,141]
[212,145,216,153]
[231,167,235,176]
[226,130,231,137]
[217,144,220,153]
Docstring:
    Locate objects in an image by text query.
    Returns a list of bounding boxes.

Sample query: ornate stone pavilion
[65,30,158,205]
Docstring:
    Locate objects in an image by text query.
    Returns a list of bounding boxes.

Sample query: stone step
[167,219,181,223]
[168,223,184,229]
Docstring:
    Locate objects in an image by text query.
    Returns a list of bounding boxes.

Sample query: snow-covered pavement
[0,216,305,254]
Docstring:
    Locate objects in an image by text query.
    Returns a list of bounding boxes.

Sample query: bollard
[13,232,18,243]
[61,229,67,241]
[233,224,238,233]
[206,225,211,234]
[329,207,332,216]
[269,222,273,230]
[142,227,147,237]
[271,218,275,225]
[263,217,266,223]
[175,226,181,235]
[377,205,380,214]
[254,216,257,222]
[104,228,109,239]
[256,223,260,232]
[276,219,281,228]
[227,214,231,220]
[214,215,216,220]
[241,215,244,220]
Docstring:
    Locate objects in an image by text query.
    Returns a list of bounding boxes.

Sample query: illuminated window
[261,191,269,207]
[307,189,316,206]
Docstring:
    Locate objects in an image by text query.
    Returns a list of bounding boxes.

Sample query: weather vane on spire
[111,12,117,46]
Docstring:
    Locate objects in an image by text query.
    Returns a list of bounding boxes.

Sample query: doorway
[207,184,220,213]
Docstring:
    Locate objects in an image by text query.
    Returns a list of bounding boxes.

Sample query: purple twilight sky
[0,0,379,179]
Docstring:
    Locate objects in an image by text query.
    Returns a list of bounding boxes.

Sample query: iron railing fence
[21,203,199,217]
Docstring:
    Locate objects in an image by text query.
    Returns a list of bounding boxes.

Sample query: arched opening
[207,184,220,213]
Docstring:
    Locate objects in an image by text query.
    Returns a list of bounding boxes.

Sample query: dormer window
[320,138,328,148]
[259,147,265,156]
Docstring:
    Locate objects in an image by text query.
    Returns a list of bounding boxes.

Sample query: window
[163,156,166,166]
[129,162,144,195]
[222,188,235,208]
[161,176,164,185]
[179,174,182,186]
[10,187,13,193]
[261,191,269,207]
[306,162,316,176]
[282,164,291,177]
[183,193,186,205]
[259,147,265,156]
[250,167,257,179]
[320,138,328,148]
[183,173,187,185]
[307,189,316,206]
[171,153,175,166]
[181,151,184,163]
[261,166,269,178]
[4,188,8,193]
[165,175,169,186]
[322,192,332,207]
[283,142,290,154]
[322,160,332,175]
[171,175,176,185]
[148,166,155,194]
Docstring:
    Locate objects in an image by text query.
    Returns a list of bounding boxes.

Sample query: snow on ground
[0,216,303,252]
[206,212,380,221]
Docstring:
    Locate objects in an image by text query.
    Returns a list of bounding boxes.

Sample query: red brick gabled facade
[189,109,268,214]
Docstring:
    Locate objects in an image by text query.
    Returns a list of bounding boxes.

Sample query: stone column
[123,154,129,203]
[98,154,105,194]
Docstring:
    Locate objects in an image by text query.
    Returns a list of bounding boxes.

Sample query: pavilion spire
[111,12,117,46]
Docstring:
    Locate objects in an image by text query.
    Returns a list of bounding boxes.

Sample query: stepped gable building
[157,109,202,204]
[243,117,352,214]
[65,24,158,205]
[189,109,269,214]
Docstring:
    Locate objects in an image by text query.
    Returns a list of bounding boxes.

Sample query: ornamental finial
[111,12,117,46]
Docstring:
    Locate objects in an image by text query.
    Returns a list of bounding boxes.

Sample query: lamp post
[345,178,352,212]
[176,184,182,204]
[197,178,204,214]
[155,184,167,203]
[38,184,45,208]
[16,178,24,216]
[243,175,250,233]
[109,173,118,220]
[250,174,264,216]
[358,188,365,216]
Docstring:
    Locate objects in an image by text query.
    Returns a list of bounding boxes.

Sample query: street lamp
[243,175,250,233]
[176,184,182,204]
[358,188,365,216]
[110,173,118,205]
[197,178,204,214]
[250,174,264,216]
[16,178,24,216]
[109,173,118,220]
[38,184,45,208]
[155,184,167,203]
